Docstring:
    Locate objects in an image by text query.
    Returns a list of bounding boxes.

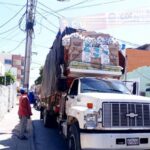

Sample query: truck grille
[103,102,150,127]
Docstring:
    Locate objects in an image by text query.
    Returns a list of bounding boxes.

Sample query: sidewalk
[0,103,35,150]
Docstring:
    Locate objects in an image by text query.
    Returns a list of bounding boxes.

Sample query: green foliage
[0,71,15,85]
[34,66,43,85]
[0,77,5,85]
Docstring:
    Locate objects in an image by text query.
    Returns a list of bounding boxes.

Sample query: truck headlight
[97,108,102,122]
[84,113,97,129]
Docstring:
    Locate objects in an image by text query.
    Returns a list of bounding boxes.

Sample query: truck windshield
[80,78,131,94]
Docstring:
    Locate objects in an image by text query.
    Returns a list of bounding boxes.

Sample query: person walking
[18,88,32,140]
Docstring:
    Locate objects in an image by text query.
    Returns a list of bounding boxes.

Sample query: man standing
[18,88,32,140]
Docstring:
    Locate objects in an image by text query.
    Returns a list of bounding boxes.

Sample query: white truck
[61,75,150,150]
[40,28,150,150]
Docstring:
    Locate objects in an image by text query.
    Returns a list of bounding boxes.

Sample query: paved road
[0,104,34,150]
[32,108,69,150]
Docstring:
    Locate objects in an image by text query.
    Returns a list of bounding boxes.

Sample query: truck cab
[62,77,150,150]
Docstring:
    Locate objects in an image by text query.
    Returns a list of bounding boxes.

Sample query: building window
[4,59,12,65]
[13,60,21,66]
[21,69,24,75]
[21,60,24,66]
[18,69,21,75]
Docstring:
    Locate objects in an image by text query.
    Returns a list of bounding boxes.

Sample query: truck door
[66,79,79,114]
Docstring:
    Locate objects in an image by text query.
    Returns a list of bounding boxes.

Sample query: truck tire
[68,124,81,150]
[43,109,58,128]
[40,108,44,120]
[49,115,58,128]
[43,110,50,127]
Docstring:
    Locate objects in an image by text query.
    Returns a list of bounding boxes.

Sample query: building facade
[0,61,5,76]
[126,48,150,96]
[0,53,25,86]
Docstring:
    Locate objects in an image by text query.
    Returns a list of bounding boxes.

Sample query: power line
[0,25,18,35]
[55,0,100,12]
[35,44,49,49]
[36,21,57,34]
[0,36,50,49]
[36,10,59,29]
[8,38,26,53]
[18,12,26,32]
[38,2,64,18]
[0,37,21,43]
[71,20,150,23]
[55,0,92,12]
[32,61,42,66]
[0,2,24,6]
[62,0,127,10]
[0,4,26,29]
[37,6,61,19]
[8,30,23,40]
[35,22,140,47]
[1,28,20,40]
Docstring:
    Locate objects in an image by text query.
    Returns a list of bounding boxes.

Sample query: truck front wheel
[68,124,81,150]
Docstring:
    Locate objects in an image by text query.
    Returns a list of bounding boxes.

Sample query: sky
[0,0,150,86]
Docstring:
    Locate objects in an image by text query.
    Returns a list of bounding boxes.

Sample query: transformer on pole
[23,0,36,90]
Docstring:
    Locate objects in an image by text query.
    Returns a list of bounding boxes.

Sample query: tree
[34,66,43,85]
[0,71,15,85]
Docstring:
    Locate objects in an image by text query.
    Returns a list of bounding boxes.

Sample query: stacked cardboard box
[63,31,120,71]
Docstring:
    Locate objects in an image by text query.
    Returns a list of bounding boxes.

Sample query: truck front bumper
[80,130,150,150]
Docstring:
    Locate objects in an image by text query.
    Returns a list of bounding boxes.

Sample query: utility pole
[23,0,36,90]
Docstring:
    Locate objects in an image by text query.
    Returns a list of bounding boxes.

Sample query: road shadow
[0,121,33,150]
[32,119,69,150]
[0,124,20,150]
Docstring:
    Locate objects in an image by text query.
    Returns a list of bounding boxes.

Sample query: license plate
[127,138,139,146]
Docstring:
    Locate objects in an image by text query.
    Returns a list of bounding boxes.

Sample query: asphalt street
[32,108,69,150]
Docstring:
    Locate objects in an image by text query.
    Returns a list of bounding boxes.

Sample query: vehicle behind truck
[40,27,150,150]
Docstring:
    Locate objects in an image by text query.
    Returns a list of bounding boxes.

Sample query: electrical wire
[19,12,26,32]
[0,37,21,43]
[63,17,150,22]
[61,0,127,10]
[0,25,18,35]
[8,31,23,40]
[32,61,43,66]
[55,0,96,12]
[33,0,38,24]
[38,2,64,18]
[8,38,26,53]
[0,36,50,50]
[35,44,49,49]
[36,21,57,34]
[37,6,61,19]
[1,28,20,40]
[33,40,49,49]
[0,2,24,6]
[0,4,26,29]
[36,10,59,29]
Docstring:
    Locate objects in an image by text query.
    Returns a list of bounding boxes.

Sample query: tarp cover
[41,28,76,98]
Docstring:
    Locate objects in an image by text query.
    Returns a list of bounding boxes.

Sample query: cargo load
[41,27,123,98]
[62,31,121,71]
